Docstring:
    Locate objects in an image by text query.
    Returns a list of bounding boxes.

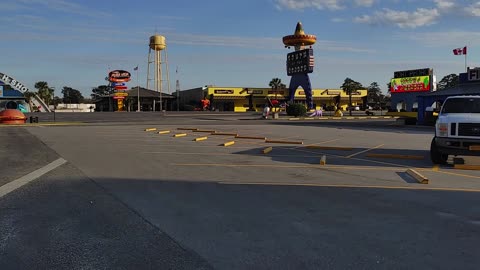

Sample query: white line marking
[346,144,384,158]
[0,158,67,198]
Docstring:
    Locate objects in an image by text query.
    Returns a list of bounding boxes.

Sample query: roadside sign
[114,92,128,97]
[113,96,125,100]
[115,85,128,90]
[111,82,126,86]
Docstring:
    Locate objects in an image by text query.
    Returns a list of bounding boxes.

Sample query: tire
[430,138,448,164]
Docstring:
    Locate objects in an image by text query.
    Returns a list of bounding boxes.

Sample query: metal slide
[30,93,51,112]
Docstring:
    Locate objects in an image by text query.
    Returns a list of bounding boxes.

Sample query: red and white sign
[108,70,131,83]
[115,85,128,90]
[113,96,125,100]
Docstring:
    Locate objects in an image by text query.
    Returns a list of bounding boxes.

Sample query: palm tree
[269,78,285,112]
[34,81,54,107]
[341,78,363,116]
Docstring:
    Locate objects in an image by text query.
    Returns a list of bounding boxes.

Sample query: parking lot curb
[235,135,266,140]
[222,141,235,147]
[194,137,208,141]
[406,169,429,184]
[262,147,273,154]
[320,155,326,165]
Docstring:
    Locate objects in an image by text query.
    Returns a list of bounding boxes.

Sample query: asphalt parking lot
[1,113,480,270]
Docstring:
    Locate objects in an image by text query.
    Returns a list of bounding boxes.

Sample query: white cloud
[275,0,377,10]
[355,0,480,28]
[354,0,375,7]
[434,0,455,10]
[466,1,480,16]
[331,17,345,22]
[275,0,345,10]
[12,0,111,18]
[355,8,439,28]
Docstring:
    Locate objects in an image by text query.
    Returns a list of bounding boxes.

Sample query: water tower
[147,35,171,111]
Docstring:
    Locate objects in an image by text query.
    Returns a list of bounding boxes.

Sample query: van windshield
[441,98,480,114]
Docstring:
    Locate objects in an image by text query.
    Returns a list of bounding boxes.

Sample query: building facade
[94,87,175,112]
[180,86,368,112]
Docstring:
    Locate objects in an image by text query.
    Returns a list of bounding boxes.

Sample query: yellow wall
[206,87,368,112]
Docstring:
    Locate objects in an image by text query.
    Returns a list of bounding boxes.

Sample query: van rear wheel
[430,138,448,165]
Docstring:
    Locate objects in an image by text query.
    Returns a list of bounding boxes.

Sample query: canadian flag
[453,46,467,55]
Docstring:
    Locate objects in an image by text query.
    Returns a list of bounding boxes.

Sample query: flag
[133,66,138,71]
[453,46,467,55]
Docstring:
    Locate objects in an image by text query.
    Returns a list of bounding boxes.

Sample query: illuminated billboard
[390,76,430,93]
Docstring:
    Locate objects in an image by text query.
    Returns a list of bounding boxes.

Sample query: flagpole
[465,47,467,72]
[136,66,140,112]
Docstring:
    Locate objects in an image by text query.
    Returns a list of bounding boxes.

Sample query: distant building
[94,87,175,112]
[179,86,368,112]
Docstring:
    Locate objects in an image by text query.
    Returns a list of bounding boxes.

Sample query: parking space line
[346,144,384,158]
[170,163,409,171]
[0,158,67,198]
[366,153,425,160]
[284,147,413,168]
[430,169,480,180]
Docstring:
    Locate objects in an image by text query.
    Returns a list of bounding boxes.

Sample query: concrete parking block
[177,128,198,131]
[406,169,429,184]
[222,141,235,147]
[212,132,238,136]
[262,147,273,154]
[144,128,157,132]
[158,130,171,134]
[194,137,208,142]
[320,155,326,165]
[174,133,187,137]
[194,130,216,133]
[235,135,266,140]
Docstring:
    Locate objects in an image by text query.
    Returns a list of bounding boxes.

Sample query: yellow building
[202,86,368,112]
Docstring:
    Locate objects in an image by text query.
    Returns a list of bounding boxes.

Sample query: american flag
[453,46,467,55]
[309,55,315,67]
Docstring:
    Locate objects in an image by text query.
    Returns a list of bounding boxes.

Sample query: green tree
[91,85,113,99]
[340,78,363,116]
[437,73,459,91]
[62,87,84,104]
[53,96,62,108]
[367,82,382,104]
[268,78,286,112]
[34,81,54,106]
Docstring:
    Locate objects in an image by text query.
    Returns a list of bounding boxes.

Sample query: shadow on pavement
[231,146,433,168]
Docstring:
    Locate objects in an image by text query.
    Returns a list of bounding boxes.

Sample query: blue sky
[1,0,479,97]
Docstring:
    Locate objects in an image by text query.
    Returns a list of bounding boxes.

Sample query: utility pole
[176,79,180,111]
